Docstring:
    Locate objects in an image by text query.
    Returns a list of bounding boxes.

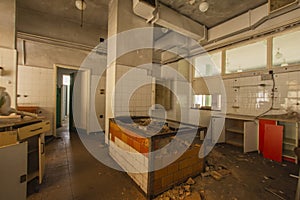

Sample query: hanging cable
[255,71,276,119]
[80,0,84,27]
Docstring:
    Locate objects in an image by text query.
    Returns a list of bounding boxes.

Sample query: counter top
[258,114,299,122]
[0,116,44,129]
[212,113,300,122]
[212,113,257,121]
[111,117,207,138]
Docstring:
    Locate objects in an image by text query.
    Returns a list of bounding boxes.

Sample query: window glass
[273,30,300,67]
[193,95,212,108]
[63,75,70,86]
[225,40,267,74]
[194,52,222,77]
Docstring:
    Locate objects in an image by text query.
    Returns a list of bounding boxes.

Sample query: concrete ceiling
[16,0,268,32]
[16,0,109,29]
[158,0,268,28]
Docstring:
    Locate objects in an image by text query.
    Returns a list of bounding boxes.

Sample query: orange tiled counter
[109,117,206,198]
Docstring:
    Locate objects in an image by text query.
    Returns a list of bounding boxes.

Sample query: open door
[69,72,76,132]
[56,87,62,128]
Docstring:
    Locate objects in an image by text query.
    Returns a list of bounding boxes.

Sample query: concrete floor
[28,125,146,200]
[28,124,299,200]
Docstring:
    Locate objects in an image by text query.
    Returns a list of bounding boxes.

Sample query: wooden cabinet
[224,117,258,153]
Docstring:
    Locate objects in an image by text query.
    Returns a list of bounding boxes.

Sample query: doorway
[54,65,90,137]
[61,74,71,127]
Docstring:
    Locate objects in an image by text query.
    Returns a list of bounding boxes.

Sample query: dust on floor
[155,144,298,200]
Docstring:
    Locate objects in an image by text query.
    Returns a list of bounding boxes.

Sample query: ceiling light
[75,0,86,27]
[75,0,87,11]
[199,0,209,13]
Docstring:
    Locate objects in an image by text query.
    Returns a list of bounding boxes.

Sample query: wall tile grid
[223,70,300,116]
[109,137,149,193]
[17,65,54,134]
[0,48,17,107]
[115,65,152,117]
[18,66,53,106]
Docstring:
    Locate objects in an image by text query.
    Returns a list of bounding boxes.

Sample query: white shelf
[224,118,257,153]
[283,149,296,158]
[283,138,296,146]
[226,127,244,134]
[226,137,243,147]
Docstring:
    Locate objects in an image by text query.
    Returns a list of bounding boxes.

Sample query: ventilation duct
[133,0,207,42]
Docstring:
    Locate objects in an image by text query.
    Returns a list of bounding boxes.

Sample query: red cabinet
[259,119,276,153]
[263,124,283,162]
[259,119,298,163]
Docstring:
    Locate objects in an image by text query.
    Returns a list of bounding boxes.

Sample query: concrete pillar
[0,0,17,108]
[105,0,153,142]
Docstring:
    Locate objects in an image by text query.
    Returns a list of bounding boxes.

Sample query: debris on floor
[201,160,231,181]
[264,187,287,200]
[154,178,201,200]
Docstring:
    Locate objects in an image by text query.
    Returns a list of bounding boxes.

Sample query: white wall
[16,38,106,136]
[90,75,106,133]
[72,70,89,131]
[224,70,300,116]
[0,0,17,109]
[17,8,106,47]
[17,65,54,135]
[0,0,16,49]
[115,65,152,117]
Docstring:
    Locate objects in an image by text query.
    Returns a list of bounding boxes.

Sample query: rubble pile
[155,178,204,200]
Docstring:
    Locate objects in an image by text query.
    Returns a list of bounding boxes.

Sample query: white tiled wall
[115,65,152,117]
[109,137,148,193]
[17,65,54,135]
[0,48,17,107]
[224,70,300,116]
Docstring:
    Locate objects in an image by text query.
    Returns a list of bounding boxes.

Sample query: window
[194,52,222,78]
[273,30,300,67]
[63,75,70,86]
[193,95,212,109]
[225,40,267,74]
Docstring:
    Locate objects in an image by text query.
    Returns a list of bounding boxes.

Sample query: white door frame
[53,64,91,137]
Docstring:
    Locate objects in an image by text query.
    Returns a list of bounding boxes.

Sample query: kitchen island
[109,116,207,198]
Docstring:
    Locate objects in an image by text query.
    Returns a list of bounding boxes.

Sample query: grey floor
[27,125,146,200]
[27,123,299,200]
